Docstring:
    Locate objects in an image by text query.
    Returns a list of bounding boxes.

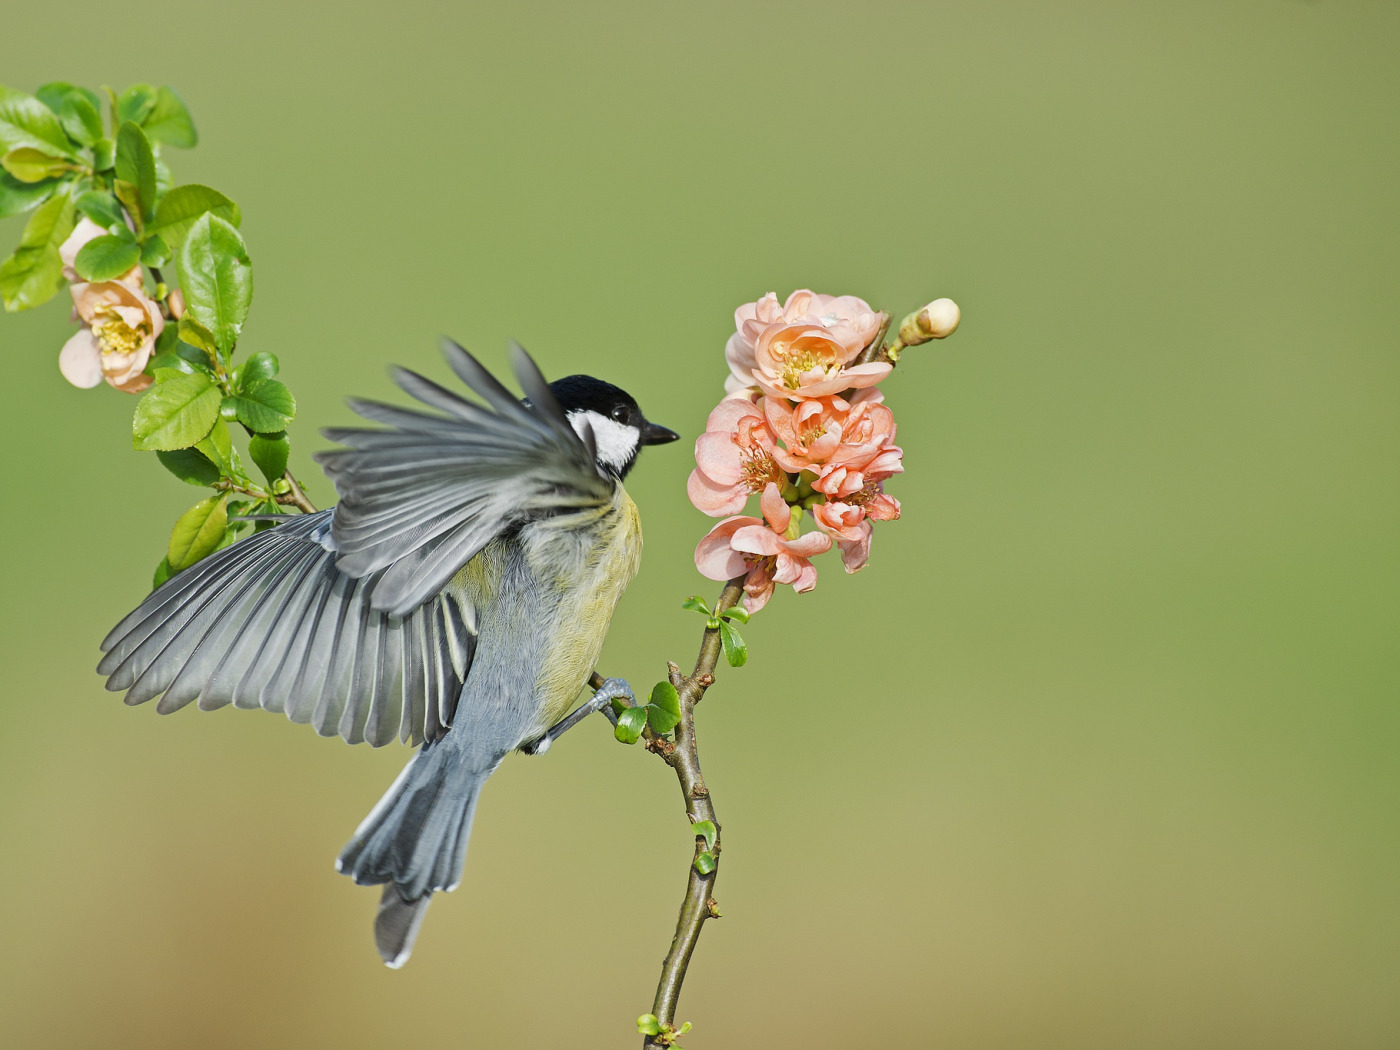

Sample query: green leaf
[196,417,240,477]
[58,94,103,147]
[73,233,140,281]
[132,371,221,451]
[719,604,750,624]
[1,148,71,183]
[693,851,716,875]
[691,820,717,851]
[168,493,229,571]
[178,213,252,354]
[0,190,74,312]
[115,121,157,221]
[718,620,747,667]
[74,189,123,227]
[142,87,197,148]
[177,315,218,355]
[681,595,711,615]
[140,234,169,267]
[0,171,57,219]
[614,706,648,745]
[228,378,294,433]
[149,184,240,249]
[241,351,279,382]
[36,82,100,118]
[91,137,115,172]
[249,430,290,483]
[646,681,682,734]
[156,447,222,487]
[0,85,79,159]
[116,84,157,127]
[152,556,174,590]
[636,1016,662,1037]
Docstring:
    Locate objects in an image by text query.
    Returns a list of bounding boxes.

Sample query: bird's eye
[610,405,629,423]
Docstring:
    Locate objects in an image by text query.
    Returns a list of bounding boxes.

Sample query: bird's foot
[523,676,635,755]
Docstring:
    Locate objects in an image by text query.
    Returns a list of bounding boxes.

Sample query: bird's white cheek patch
[569,410,639,473]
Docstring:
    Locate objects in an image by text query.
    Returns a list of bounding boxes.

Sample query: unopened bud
[898,297,961,345]
[167,288,186,320]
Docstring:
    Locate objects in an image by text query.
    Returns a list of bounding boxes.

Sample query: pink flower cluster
[691,289,903,612]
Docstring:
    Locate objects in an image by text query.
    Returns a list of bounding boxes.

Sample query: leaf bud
[897,297,961,345]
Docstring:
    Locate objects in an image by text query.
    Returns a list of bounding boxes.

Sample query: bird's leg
[521,677,635,756]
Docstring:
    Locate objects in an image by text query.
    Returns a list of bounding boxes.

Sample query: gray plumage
[97,341,675,966]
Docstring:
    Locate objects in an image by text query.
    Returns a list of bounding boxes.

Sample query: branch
[641,575,746,1048]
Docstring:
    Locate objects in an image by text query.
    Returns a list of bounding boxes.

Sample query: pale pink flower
[59,218,142,288]
[811,500,874,573]
[60,280,164,393]
[810,402,903,499]
[694,483,832,612]
[687,395,786,516]
[748,323,891,400]
[724,289,887,397]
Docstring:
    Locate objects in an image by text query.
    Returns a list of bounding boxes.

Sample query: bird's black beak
[641,422,681,446]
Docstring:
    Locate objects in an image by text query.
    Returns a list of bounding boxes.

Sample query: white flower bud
[919,297,960,339]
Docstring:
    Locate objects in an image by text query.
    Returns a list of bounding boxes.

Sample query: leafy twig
[640,575,746,1049]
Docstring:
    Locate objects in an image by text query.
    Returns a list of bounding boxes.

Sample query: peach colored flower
[763,389,887,474]
[811,500,874,573]
[724,289,886,397]
[810,402,903,500]
[694,483,832,612]
[60,280,164,393]
[746,323,888,399]
[59,218,141,288]
[687,395,786,516]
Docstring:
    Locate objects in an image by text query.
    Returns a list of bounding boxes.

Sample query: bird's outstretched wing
[317,340,611,617]
[98,342,612,746]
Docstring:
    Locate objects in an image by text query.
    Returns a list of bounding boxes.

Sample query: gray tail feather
[336,743,489,967]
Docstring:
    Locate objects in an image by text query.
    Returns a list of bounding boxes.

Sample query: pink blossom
[59,280,164,393]
[694,483,832,612]
[763,390,887,474]
[724,289,887,397]
[687,396,785,516]
[811,500,874,573]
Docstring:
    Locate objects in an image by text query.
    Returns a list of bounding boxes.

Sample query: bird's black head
[547,374,680,478]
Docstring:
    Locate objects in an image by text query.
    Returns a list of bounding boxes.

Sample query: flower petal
[58,331,103,388]
[687,468,750,517]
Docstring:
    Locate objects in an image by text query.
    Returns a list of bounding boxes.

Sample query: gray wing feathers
[97,511,472,746]
[314,339,610,617]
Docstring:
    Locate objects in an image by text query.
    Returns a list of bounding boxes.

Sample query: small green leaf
[0,85,79,160]
[241,351,279,382]
[91,137,115,171]
[132,371,221,451]
[156,447,222,487]
[35,82,100,119]
[249,431,290,484]
[196,417,240,478]
[168,493,229,571]
[646,681,682,734]
[614,706,648,745]
[149,184,240,249]
[0,190,74,312]
[152,556,174,590]
[140,234,169,267]
[115,121,157,221]
[681,595,712,615]
[177,315,218,355]
[636,1016,662,1037]
[693,851,717,875]
[73,233,140,281]
[116,84,158,127]
[178,213,252,354]
[1,148,71,183]
[229,378,295,433]
[57,94,103,147]
[142,87,197,148]
[112,179,141,224]
[0,171,57,219]
[718,620,747,667]
[719,604,750,624]
[74,189,123,227]
[690,820,717,851]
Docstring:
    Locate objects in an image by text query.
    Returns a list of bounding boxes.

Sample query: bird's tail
[336,741,493,968]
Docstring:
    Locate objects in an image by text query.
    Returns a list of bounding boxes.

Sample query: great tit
[97,341,679,966]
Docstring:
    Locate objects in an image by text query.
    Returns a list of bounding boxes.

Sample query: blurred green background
[3,1,1397,1047]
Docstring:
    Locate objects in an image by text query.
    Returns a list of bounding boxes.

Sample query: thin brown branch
[643,576,746,1048]
[277,470,317,513]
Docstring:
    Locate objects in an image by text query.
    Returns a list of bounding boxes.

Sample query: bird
[96,339,680,967]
